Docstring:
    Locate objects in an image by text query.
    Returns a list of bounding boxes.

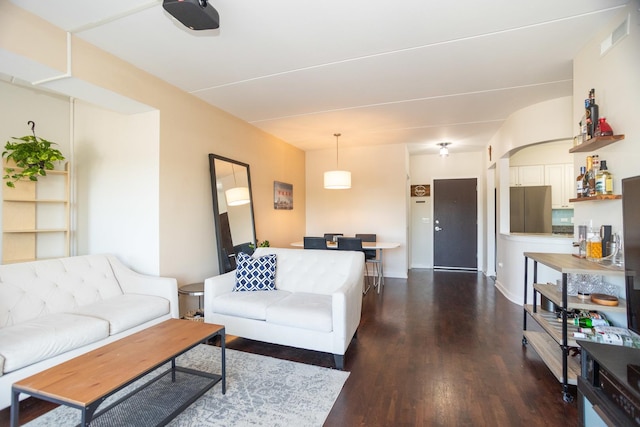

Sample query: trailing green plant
[249,240,270,250]
[2,121,65,188]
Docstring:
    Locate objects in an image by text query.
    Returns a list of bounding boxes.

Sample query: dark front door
[433,178,477,270]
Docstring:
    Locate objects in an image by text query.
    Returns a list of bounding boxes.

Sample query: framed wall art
[274,181,293,210]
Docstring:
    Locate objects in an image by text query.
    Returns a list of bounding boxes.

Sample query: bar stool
[356,234,381,293]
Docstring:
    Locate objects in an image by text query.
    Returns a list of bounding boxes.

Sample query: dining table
[290,240,400,292]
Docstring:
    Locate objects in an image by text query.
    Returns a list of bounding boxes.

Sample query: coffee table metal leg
[220,328,226,394]
[10,388,19,427]
[81,399,103,427]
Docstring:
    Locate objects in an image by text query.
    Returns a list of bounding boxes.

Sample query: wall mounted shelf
[569,194,622,203]
[2,162,69,264]
[569,135,625,153]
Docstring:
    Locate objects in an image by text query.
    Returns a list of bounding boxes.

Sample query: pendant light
[225,164,250,206]
[438,142,451,157]
[324,133,351,189]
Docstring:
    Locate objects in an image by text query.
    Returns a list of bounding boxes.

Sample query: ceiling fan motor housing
[162,0,220,30]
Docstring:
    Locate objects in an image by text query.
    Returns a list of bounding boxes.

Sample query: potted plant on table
[2,121,65,188]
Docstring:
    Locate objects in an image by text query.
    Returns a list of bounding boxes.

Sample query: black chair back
[337,237,363,251]
[355,234,377,260]
[304,236,328,249]
[234,242,255,256]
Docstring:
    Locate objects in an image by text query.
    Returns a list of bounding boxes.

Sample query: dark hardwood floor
[1,269,577,426]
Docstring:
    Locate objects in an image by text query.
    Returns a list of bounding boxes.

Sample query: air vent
[600,14,630,56]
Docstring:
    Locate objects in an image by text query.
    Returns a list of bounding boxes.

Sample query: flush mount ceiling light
[438,142,451,157]
[324,133,351,189]
[225,164,250,206]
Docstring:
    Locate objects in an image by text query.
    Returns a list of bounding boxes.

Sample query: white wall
[305,143,408,278]
[572,5,640,242]
[73,101,160,275]
[491,3,640,306]
[489,97,574,302]
[410,151,487,271]
[0,80,71,261]
[509,139,573,166]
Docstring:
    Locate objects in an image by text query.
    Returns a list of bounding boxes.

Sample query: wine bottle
[576,166,586,198]
[570,317,610,328]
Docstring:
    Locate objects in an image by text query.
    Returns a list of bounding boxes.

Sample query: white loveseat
[0,254,179,409]
[204,247,364,369]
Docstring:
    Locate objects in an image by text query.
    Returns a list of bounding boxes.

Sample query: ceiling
[9,0,630,154]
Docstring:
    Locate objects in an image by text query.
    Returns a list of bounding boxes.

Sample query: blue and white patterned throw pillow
[233,252,277,291]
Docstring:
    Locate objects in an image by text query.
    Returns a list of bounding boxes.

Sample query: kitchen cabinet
[545,163,575,209]
[522,252,625,402]
[510,165,545,186]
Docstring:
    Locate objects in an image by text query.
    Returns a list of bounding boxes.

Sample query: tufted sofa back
[252,247,363,295]
[0,255,124,328]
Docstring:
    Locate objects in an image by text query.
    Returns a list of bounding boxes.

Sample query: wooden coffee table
[10,319,225,426]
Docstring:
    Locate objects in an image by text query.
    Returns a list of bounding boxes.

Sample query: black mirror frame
[208,154,257,274]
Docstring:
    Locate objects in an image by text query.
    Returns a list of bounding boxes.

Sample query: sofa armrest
[331,254,364,344]
[203,271,236,314]
[107,255,179,319]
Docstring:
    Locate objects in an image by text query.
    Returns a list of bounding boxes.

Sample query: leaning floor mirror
[209,154,257,274]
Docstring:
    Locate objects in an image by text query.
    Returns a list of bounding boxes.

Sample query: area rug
[25,345,349,427]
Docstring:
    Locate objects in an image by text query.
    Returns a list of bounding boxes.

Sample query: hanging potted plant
[2,121,65,188]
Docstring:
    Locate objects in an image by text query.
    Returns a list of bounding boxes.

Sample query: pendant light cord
[334,133,341,168]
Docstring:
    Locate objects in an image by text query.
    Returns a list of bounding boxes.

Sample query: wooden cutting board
[590,293,619,306]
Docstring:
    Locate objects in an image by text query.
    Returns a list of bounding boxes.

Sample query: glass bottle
[598,117,613,136]
[587,229,602,261]
[585,98,593,140]
[595,160,613,195]
[576,166,586,198]
[570,316,610,328]
[588,89,599,139]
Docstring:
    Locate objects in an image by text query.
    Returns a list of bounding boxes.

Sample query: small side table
[178,282,204,312]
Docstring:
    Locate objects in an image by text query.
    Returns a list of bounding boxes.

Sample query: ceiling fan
[162,0,219,30]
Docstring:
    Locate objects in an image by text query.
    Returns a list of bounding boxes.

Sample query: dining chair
[356,234,381,294]
[304,236,328,249]
[337,237,370,294]
[233,241,255,256]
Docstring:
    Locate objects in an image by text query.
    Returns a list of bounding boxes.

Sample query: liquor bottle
[584,98,592,140]
[570,317,610,328]
[588,155,598,197]
[596,160,613,195]
[598,117,614,136]
[588,89,599,139]
[583,156,592,197]
[576,166,586,198]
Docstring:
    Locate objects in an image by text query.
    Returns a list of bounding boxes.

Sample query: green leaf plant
[2,121,65,188]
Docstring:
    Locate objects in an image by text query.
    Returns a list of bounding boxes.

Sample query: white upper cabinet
[544,163,575,209]
[510,165,545,186]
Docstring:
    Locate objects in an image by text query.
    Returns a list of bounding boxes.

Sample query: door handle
[435,226,443,232]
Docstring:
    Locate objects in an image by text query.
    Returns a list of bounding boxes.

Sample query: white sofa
[0,254,179,409]
[204,247,364,369]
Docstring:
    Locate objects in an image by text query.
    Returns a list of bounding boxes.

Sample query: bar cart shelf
[521,252,625,403]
